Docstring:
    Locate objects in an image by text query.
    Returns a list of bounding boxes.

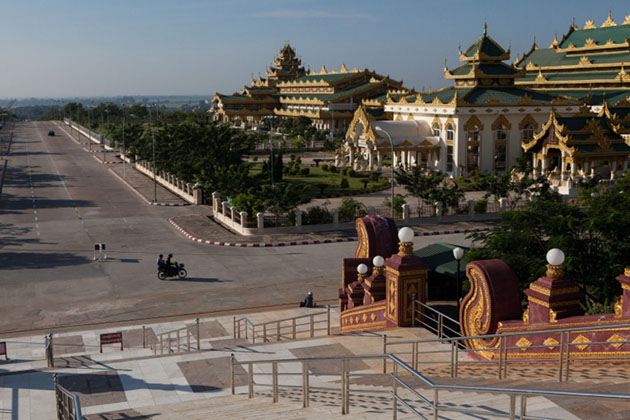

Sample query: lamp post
[375,126,395,218]
[122,104,126,178]
[453,247,464,314]
[148,106,158,203]
[269,117,274,187]
[101,110,106,163]
[87,107,92,151]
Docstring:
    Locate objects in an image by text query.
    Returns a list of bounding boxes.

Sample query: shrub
[348,169,357,177]
[340,167,348,176]
[361,178,369,190]
[369,172,381,182]
[383,194,406,218]
[321,164,329,172]
[338,198,367,222]
[340,177,350,189]
[329,165,338,173]
[474,198,488,214]
[316,183,327,196]
[300,167,310,176]
[303,206,333,225]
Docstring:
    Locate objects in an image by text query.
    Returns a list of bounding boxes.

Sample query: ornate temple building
[343,13,630,192]
[212,43,411,131]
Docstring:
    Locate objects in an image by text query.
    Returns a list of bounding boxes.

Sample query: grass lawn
[249,163,389,199]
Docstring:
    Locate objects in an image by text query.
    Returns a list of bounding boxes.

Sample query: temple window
[522,124,535,142]
[466,126,480,173]
[494,124,508,171]
[446,124,454,141]
[432,123,440,137]
[447,145,454,172]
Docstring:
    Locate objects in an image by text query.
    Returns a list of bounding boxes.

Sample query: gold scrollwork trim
[527,296,581,308]
[529,283,579,297]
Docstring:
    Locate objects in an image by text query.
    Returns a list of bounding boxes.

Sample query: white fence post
[257,212,264,230]
[402,203,409,222]
[240,211,248,229]
[222,201,229,216]
[295,209,302,227]
[332,208,339,225]
[231,206,236,222]
[212,192,220,213]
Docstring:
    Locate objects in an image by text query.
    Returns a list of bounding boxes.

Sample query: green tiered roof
[560,25,630,48]
[515,14,630,102]
[460,25,509,61]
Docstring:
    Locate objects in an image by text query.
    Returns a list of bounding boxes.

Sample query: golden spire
[550,32,560,48]
[584,19,596,29]
[624,15,630,25]
[602,9,616,27]
[483,19,487,36]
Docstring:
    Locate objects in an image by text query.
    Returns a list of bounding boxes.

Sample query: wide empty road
[0,122,474,334]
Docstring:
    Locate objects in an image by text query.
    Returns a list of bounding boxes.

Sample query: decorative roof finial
[444,57,447,70]
[572,16,575,27]
[483,19,487,36]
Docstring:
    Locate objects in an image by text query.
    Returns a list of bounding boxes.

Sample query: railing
[151,318,201,355]
[230,352,630,419]
[234,307,332,344]
[411,298,461,339]
[384,321,630,382]
[53,374,82,420]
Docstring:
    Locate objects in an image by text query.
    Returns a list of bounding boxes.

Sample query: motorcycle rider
[157,254,165,271]
[165,253,174,274]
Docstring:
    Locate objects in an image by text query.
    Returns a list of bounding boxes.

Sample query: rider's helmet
[168,253,173,258]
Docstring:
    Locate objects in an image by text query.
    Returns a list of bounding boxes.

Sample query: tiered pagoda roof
[389,25,575,108]
[515,12,630,104]
[522,103,630,157]
[265,43,307,83]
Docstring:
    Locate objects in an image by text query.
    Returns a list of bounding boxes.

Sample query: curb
[108,168,189,207]
[169,218,492,247]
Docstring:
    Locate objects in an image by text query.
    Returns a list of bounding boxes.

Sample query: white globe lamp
[372,256,384,267]
[398,227,414,243]
[546,248,565,266]
[357,263,368,275]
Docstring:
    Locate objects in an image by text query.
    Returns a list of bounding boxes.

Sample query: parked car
[48,130,55,136]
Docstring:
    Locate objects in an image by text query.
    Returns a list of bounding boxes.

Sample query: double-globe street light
[374,126,395,218]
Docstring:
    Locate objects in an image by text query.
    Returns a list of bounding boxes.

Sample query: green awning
[413,242,468,277]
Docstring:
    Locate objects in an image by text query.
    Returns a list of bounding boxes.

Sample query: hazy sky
[1,1,628,98]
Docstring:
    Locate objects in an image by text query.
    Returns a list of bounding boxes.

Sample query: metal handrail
[151,318,201,355]
[412,299,461,339]
[53,373,82,420]
[231,352,630,419]
[385,321,630,382]
[234,306,333,344]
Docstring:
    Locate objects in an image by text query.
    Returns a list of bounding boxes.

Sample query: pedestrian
[300,291,315,308]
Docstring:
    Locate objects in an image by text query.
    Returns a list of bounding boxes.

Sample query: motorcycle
[157,262,187,280]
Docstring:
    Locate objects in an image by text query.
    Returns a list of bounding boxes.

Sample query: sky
[1,0,629,98]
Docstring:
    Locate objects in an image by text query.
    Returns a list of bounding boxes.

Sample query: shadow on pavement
[0,252,92,270]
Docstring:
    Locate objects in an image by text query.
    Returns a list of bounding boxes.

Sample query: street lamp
[148,106,158,203]
[269,117,274,187]
[374,126,395,218]
[122,104,126,178]
[453,247,464,314]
